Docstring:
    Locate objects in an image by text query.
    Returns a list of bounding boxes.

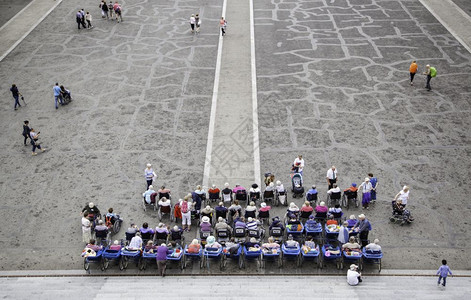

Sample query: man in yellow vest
[423,64,437,91]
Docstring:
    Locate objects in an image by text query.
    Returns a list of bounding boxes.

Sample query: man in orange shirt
[409,60,418,85]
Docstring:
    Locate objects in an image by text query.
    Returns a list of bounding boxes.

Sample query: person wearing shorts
[180,195,193,231]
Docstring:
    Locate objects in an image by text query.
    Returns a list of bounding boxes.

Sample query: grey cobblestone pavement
[0,0,470,273]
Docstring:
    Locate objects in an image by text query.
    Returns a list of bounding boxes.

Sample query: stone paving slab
[0,0,33,28]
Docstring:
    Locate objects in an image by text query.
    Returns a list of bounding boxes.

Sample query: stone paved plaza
[0,0,470,275]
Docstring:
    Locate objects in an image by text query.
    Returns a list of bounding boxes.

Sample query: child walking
[437,259,452,287]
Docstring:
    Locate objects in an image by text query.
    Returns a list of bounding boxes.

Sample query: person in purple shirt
[437,259,452,287]
[156,243,168,277]
[53,83,63,109]
[368,173,378,202]
[140,222,155,241]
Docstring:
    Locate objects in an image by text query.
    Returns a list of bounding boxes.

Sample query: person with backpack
[180,194,193,232]
[423,64,437,91]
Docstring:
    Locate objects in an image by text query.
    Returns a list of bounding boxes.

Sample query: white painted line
[418,0,471,54]
[250,0,261,188]
[202,0,227,188]
[0,0,64,62]
[0,0,38,33]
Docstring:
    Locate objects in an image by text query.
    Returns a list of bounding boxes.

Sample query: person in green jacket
[423,64,437,91]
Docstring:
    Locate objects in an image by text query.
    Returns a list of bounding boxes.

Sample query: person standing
[10,84,22,110]
[29,128,45,156]
[353,214,371,248]
[85,12,93,28]
[368,173,378,203]
[22,120,31,146]
[82,212,92,243]
[358,178,373,210]
[409,60,418,85]
[220,17,227,36]
[394,186,410,207]
[437,259,452,287]
[195,14,201,33]
[190,14,196,33]
[144,163,156,188]
[423,64,437,91]
[156,243,168,277]
[326,166,337,190]
[53,83,63,109]
[293,155,305,175]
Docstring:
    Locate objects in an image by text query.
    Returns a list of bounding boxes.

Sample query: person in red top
[326,215,338,226]
[409,60,418,86]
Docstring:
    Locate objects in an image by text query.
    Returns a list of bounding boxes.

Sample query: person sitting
[306,185,318,203]
[347,264,362,286]
[194,185,206,198]
[288,202,300,214]
[338,221,350,245]
[215,202,228,220]
[249,183,261,201]
[158,197,171,208]
[234,216,246,229]
[327,184,341,195]
[287,213,301,226]
[344,183,358,195]
[305,215,319,230]
[347,215,357,228]
[60,85,71,99]
[157,185,171,199]
[105,208,119,225]
[365,239,382,252]
[246,217,261,230]
[315,201,328,218]
[342,236,361,252]
[244,237,260,249]
[275,181,285,193]
[125,223,138,241]
[215,217,233,234]
[94,220,109,240]
[142,185,156,204]
[393,199,405,213]
[127,232,143,250]
[269,216,285,232]
[326,215,338,226]
[169,225,184,243]
[201,205,214,219]
[300,201,313,214]
[285,234,299,248]
[221,183,233,202]
[140,222,155,241]
[245,201,257,218]
[187,239,201,253]
[265,182,275,192]
[109,240,122,251]
[200,216,212,232]
[144,240,158,253]
[261,237,280,253]
[155,223,169,242]
[205,235,222,249]
[329,204,343,219]
[302,236,317,253]
[228,200,242,219]
[86,239,103,252]
[258,202,271,219]
[232,184,246,194]
[208,184,221,200]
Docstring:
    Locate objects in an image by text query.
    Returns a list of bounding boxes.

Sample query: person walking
[113,1,122,23]
[293,155,304,175]
[394,186,410,207]
[29,128,45,156]
[144,163,156,188]
[85,12,93,28]
[156,243,168,277]
[219,17,227,36]
[358,177,373,210]
[437,259,452,287]
[326,166,337,190]
[190,14,196,33]
[76,10,84,29]
[409,60,418,85]
[10,84,22,110]
[100,0,109,19]
[423,64,437,91]
[22,120,31,146]
[53,83,63,109]
[80,9,87,29]
[195,14,201,33]
[108,1,114,19]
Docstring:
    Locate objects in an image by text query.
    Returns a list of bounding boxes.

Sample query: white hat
[158,223,164,228]
[260,202,267,208]
[147,163,152,167]
[289,202,296,208]
[202,216,210,223]
[365,177,370,181]
[350,264,358,270]
[247,217,253,222]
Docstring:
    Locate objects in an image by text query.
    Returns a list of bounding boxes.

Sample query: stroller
[291,173,304,198]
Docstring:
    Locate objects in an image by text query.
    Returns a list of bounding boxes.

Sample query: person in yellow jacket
[409,60,418,85]
[423,64,437,91]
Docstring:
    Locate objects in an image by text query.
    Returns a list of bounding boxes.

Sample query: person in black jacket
[22,120,31,146]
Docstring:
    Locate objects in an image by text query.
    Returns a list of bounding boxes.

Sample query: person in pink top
[232,184,246,193]
[315,202,328,213]
[109,240,122,251]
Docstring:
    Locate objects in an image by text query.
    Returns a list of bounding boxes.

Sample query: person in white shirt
[275,181,285,193]
[293,155,305,175]
[327,184,341,195]
[394,186,410,206]
[365,239,381,252]
[347,264,362,285]
[128,232,143,250]
[189,14,196,33]
[144,163,156,189]
[326,166,338,189]
[82,212,92,243]
[358,178,373,210]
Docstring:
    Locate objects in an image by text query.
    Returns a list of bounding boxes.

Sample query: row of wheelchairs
[202,189,291,207]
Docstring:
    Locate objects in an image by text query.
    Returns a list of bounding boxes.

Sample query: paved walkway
[1,275,470,299]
